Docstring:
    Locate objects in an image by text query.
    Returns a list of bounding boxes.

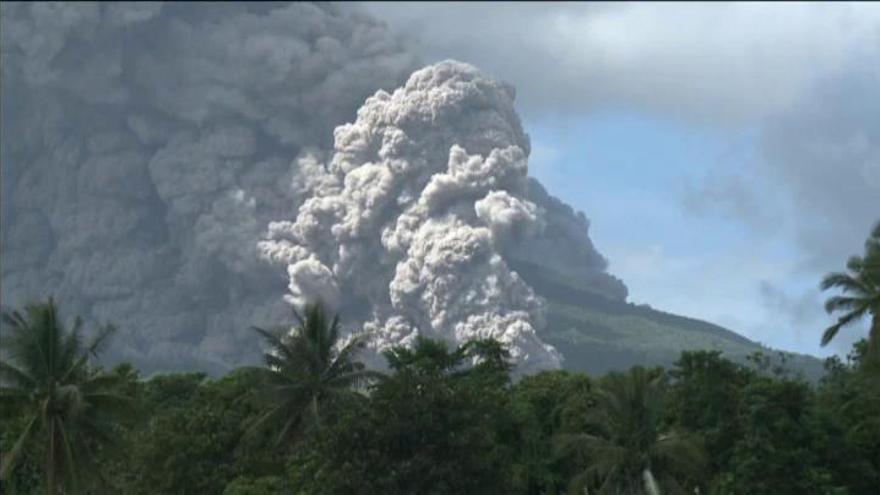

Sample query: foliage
[557,366,706,494]
[668,350,754,479]
[714,377,838,494]
[242,302,380,448]
[101,368,285,494]
[287,337,518,494]
[815,340,880,493]
[222,475,285,495]
[0,413,44,494]
[508,370,595,493]
[2,296,879,494]
[0,298,135,494]
[820,220,880,353]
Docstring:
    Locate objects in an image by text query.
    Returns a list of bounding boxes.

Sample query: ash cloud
[259,62,562,372]
[514,178,628,302]
[1,2,624,374]
[0,1,419,373]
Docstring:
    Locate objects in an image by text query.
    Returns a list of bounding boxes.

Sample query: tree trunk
[642,468,661,495]
[867,312,880,365]
[47,419,55,495]
[312,394,320,429]
[870,313,879,349]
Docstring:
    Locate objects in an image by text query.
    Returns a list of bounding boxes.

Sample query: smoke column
[260,61,565,372]
[0,2,418,373]
[1,2,626,374]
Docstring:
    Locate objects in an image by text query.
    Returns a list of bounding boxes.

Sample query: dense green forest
[2,223,878,494]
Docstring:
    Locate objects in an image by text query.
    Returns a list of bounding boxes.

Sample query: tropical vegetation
[820,221,880,360]
[1,222,878,494]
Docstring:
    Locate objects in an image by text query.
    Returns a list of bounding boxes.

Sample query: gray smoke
[1,2,626,374]
[0,1,418,373]
[515,178,629,302]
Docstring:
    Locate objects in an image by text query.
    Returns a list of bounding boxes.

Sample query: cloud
[684,67,880,274]
[759,70,880,272]
[366,0,880,283]
[363,2,880,124]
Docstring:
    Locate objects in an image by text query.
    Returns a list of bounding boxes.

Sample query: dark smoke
[1,2,627,374]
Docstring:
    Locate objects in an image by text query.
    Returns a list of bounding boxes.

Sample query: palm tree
[382,336,508,375]
[556,367,706,495]
[243,301,380,447]
[820,220,880,353]
[0,298,134,494]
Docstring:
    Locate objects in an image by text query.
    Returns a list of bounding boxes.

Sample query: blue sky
[525,112,852,358]
[365,2,880,358]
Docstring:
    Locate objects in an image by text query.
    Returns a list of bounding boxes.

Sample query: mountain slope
[509,260,827,381]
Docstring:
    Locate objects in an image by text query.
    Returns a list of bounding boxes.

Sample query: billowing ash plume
[1,2,626,374]
[0,2,418,373]
[515,178,629,302]
[259,61,562,372]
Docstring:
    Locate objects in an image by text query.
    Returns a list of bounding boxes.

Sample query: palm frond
[0,309,28,332]
[820,272,869,295]
[822,306,871,346]
[58,317,84,377]
[0,414,39,480]
[845,255,865,274]
[86,323,116,359]
[276,413,306,447]
[0,299,136,494]
[291,304,307,330]
[263,352,300,377]
[325,337,366,377]
[0,386,30,417]
[57,417,80,494]
[824,296,868,315]
[326,369,385,390]
[0,361,36,389]
[652,432,707,479]
[242,404,286,442]
[870,220,880,241]
[252,325,298,366]
[821,322,844,348]
[246,302,374,449]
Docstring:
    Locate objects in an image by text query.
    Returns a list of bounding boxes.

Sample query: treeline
[1,300,878,495]
[2,222,878,494]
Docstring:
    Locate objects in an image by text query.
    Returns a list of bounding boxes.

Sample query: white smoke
[259,61,563,372]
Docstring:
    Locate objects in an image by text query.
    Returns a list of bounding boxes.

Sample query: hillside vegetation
[511,260,826,380]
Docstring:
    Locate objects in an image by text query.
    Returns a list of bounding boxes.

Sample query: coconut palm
[820,220,880,352]
[0,298,133,495]
[557,367,706,495]
[383,336,509,376]
[243,301,380,447]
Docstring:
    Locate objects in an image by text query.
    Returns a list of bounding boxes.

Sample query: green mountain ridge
[508,260,827,381]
